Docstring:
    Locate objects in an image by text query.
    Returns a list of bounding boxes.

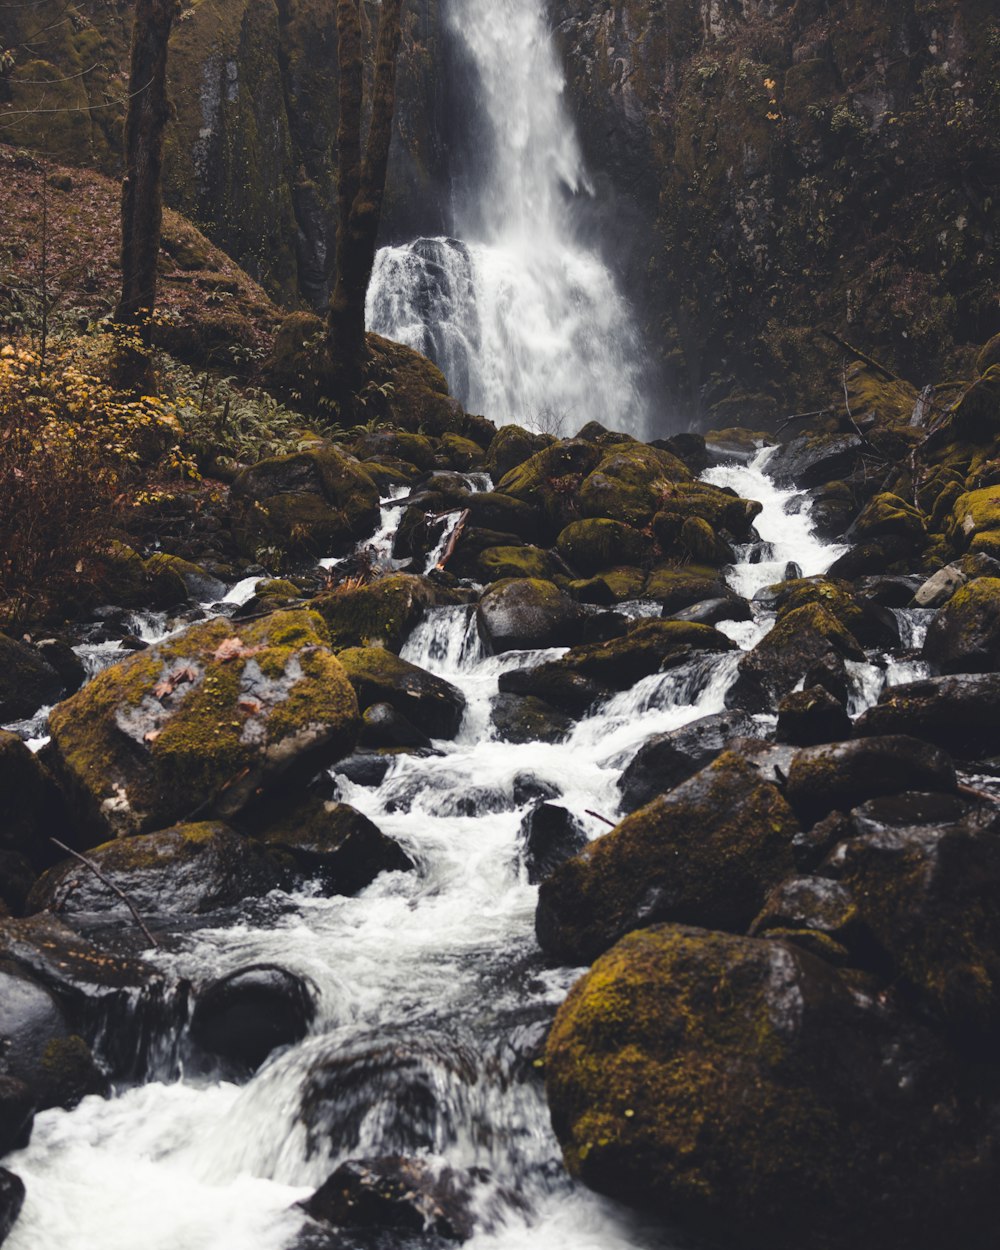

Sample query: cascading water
[366,0,649,436]
[6,454,852,1250]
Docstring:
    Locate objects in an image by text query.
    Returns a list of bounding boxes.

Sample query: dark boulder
[547,620,734,691]
[785,737,957,826]
[519,803,588,884]
[33,638,87,696]
[0,634,63,722]
[0,731,75,870]
[497,665,608,719]
[555,518,651,576]
[337,649,466,740]
[0,1170,24,1245]
[668,596,752,625]
[855,673,1000,755]
[254,796,413,895]
[301,1156,478,1242]
[489,694,572,745]
[776,686,852,746]
[358,703,433,751]
[923,577,1000,673]
[536,751,798,965]
[26,822,282,919]
[190,964,316,1071]
[749,874,868,965]
[545,923,1000,1250]
[476,579,586,653]
[0,1077,33,1156]
[617,710,758,813]
[767,432,864,488]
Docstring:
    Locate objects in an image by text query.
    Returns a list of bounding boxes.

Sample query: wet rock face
[0,731,75,872]
[0,1169,25,1245]
[923,577,1000,673]
[0,1077,34,1157]
[26,822,283,920]
[0,634,64,722]
[519,802,588,884]
[45,610,359,842]
[301,1156,478,1242]
[856,673,1000,756]
[536,751,798,965]
[476,579,587,653]
[336,648,466,740]
[190,964,316,1072]
[545,924,1000,1250]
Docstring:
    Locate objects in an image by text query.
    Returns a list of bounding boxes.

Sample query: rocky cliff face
[552,0,1000,427]
[0,0,448,306]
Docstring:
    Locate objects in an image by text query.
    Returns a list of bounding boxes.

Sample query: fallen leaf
[237,698,262,715]
[214,637,262,663]
[143,728,161,743]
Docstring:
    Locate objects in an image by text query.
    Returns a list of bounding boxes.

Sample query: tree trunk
[326,0,404,410]
[112,0,177,392]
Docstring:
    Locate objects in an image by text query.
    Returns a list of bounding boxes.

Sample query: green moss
[577,444,692,529]
[569,566,649,604]
[312,574,432,651]
[477,545,556,583]
[643,566,727,612]
[556,519,650,576]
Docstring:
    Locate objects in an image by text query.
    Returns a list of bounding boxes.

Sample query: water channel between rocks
[4,449,929,1250]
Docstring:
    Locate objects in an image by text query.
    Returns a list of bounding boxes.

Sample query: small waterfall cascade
[6,454,863,1250]
[366,0,649,436]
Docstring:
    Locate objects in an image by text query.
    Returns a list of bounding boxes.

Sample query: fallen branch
[585,809,616,828]
[822,330,900,382]
[50,837,160,949]
[776,409,833,435]
[435,507,470,572]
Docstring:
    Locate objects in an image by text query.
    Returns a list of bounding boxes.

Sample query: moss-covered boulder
[848,492,927,551]
[496,440,603,540]
[0,732,74,871]
[545,923,999,1250]
[763,576,898,649]
[569,567,648,604]
[311,574,436,652]
[643,567,729,612]
[489,694,573,745]
[548,619,735,692]
[253,794,412,894]
[484,425,556,480]
[556,519,651,576]
[46,610,359,842]
[464,492,542,542]
[923,577,1000,673]
[497,664,609,720]
[352,430,438,471]
[476,579,587,653]
[785,736,957,826]
[617,711,759,813]
[0,634,64,721]
[577,444,692,529]
[536,752,798,965]
[336,648,465,740]
[749,874,865,964]
[476,545,556,583]
[27,822,282,919]
[840,809,1000,1040]
[728,603,865,713]
[144,554,227,605]
[948,485,1000,550]
[776,686,853,747]
[856,673,1000,755]
[230,446,379,564]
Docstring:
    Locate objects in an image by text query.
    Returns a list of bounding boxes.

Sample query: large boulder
[496,440,603,539]
[0,634,63,722]
[253,793,413,894]
[923,577,1000,673]
[476,579,586,653]
[577,443,692,528]
[26,821,282,920]
[0,731,75,870]
[336,648,466,739]
[617,710,758,812]
[767,432,864,488]
[856,673,1000,754]
[555,519,651,576]
[190,964,315,1071]
[311,574,437,652]
[230,446,379,563]
[0,1170,24,1245]
[545,619,734,691]
[785,736,957,825]
[45,611,359,841]
[545,924,1000,1250]
[536,752,798,965]
[519,802,588,884]
[484,425,555,480]
[489,693,573,745]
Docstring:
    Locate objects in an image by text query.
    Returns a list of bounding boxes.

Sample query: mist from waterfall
[366,0,649,437]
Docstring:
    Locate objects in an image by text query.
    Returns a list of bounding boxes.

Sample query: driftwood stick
[585,809,616,828]
[435,507,470,571]
[50,837,160,949]
[776,409,833,434]
[822,330,900,382]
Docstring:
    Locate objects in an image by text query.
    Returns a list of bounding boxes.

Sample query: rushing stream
[366,0,648,435]
[5,450,877,1250]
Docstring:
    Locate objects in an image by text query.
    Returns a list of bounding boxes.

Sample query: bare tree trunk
[326,0,404,410]
[112,0,177,392]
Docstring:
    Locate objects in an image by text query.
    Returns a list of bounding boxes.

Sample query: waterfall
[366,0,649,437]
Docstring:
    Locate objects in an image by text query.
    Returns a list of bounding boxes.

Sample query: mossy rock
[46,610,359,842]
[484,425,556,480]
[849,492,927,550]
[845,362,919,427]
[144,554,226,604]
[949,485,1000,549]
[729,602,865,713]
[767,576,897,649]
[476,545,556,583]
[27,821,282,918]
[336,647,466,740]
[439,433,485,470]
[577,443,692,529]
[95,543,183,611]
[311,574,435,652]
[496,440,603,540]
[950,368,1000,440]
[545,924,998,1250]
[476,578,587,653]
[568,566,648,604]
[489,693,573,745]
[643,566,727,612]
[536,751,798,965]
[550,618,735,691]
[242,578,303,613]
[359,458,423,491]
[556,519,651,577]
[352,430,438,471]
[0,635,63,722]
[923,577,1000,674]
[230,445,379,564]
[0,732,73,871]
